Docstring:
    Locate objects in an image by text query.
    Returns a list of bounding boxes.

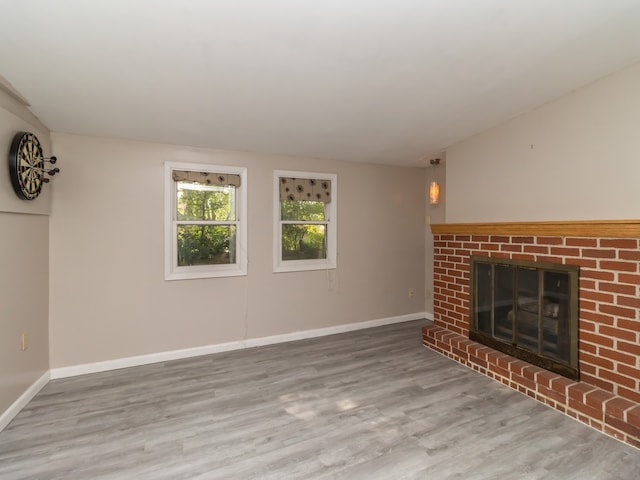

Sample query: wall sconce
[429,158,440,205]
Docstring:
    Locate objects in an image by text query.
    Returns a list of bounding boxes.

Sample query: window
[273,170,337,272]
[165,162,247,280]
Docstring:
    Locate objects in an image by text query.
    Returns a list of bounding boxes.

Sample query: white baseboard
[3,313,429,431]
[0,371,50,432]
[51,312,427,379]
[244,312,426,348]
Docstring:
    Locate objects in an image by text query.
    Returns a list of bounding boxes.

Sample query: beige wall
[0,88,50,415]
[0,214,49,413]
[445,62,640,223]
[49,133,426,368]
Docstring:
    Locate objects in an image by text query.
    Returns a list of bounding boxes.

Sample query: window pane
[280,200,325,221]
[282,224,326,260]
[177,182,236,221]
[177,225,236,266]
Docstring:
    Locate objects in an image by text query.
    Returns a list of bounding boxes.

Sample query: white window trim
[165,161,247,280]
[273,170,337,273]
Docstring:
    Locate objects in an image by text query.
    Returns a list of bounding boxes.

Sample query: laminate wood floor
[1,320,639,479]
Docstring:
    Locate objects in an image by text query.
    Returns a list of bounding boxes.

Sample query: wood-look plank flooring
[1,320,639,479]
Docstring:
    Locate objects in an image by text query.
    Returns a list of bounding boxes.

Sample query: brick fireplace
[422,220,640,448]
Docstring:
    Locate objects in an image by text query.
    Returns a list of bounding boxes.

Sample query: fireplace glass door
[470,256,579,380]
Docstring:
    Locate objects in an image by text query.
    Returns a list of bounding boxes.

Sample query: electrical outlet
[425,288,433,300]
[21,333,28,351]
[408,288,415,298]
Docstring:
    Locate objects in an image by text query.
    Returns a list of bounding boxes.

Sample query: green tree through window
[166,163,246,280]
[280,198,328,260]
[176,183,237,266]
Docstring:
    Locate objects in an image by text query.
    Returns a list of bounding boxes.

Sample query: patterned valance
[279,177,332,203]
[172,170,241,187]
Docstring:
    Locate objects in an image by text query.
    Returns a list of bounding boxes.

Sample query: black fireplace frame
[469,256,580,380]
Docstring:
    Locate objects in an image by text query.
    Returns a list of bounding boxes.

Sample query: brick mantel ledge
[430,219,640,238]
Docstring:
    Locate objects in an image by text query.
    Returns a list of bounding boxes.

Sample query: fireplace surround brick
[423,224,640,448]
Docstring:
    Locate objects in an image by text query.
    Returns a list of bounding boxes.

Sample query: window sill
[165,264,247,280]
[273,259,336,273]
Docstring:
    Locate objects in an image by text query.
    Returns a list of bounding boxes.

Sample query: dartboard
[9,132,44,200]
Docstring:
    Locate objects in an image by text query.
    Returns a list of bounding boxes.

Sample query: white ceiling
[1,1,640,166]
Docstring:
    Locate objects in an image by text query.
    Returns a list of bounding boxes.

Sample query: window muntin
[165,162,247,280]
[274,171,336,272]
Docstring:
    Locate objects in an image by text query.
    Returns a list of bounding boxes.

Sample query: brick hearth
[423,221,640,448]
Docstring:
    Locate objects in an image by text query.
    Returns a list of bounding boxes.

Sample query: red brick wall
[432,234,640,403]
